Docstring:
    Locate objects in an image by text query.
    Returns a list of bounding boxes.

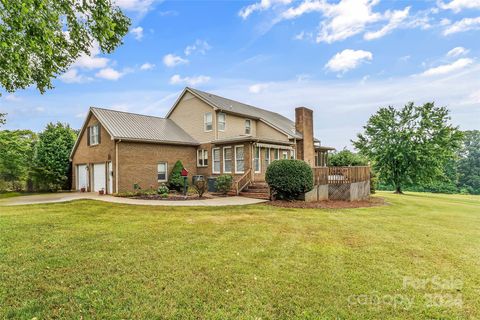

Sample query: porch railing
[313,166,370,184]
[235,168,252,195]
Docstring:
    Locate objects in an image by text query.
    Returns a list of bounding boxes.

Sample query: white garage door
[77,164,88,190]
[93,163,106,192]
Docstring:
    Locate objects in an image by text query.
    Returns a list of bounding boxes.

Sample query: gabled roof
[90,107,198,145]
[70,107,199,159]
[167,87,303,139]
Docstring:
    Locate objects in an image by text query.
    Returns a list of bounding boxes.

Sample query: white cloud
[35,107,45,113]
[446,46,469,58]
[95,68,124,80]
[130,26,144,40]
[140,63,155,70]
[443,16,480,35]
[325,49,373,73]
[364,7,410,40]
[420,58,473,76]
[239,0,293,19]
[169,74,210,86]
[60,68,92,83]
[4,94,20,102]
[73,43,109,70]
[184,39,211,56]
[249,83,270,93]
[163,54,188,67]
[438,0,480,13]
[158,10,178,17]
[114,0,156,13]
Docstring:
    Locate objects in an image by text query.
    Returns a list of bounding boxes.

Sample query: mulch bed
[131,194,214,201]
[266,197,386,209]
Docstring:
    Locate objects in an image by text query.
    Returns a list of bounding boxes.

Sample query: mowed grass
[0,192,479,319]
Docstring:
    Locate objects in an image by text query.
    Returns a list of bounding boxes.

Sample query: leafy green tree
[32,123,76,191]
[0,0,130,94]
[328,149,368,166]
[353,102,463,194]
[0,113,5,126]
[168,160,187,192]
[0,130,36,190]
[457,130,480,194]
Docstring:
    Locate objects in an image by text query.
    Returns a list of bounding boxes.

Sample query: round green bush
[265,159,314,200]
[215,174,233,195]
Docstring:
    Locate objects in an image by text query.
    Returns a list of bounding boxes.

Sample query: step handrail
[235,169,252,195]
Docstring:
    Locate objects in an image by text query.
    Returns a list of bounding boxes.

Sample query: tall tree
[0,0,130,94]
[457,130,480,194]
[0,130,36,190]
[353,102,463,194]
[32,123,76,191]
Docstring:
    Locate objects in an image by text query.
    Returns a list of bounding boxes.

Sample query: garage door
[77,164,88,190]
[93,163,106,192]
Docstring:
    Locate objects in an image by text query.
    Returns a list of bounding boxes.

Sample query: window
[212,148,221,173]
[197,149,208,167]
[223,147,232,173]
[254,146,261,173]
[218,113,226,131]
[204,112,213,131]
[291,149,295,159]
[235,146,244,173]
[157,162,168,182]
[264,148,271,168]
[282,151,288,159]
[274,148,279,160]
[245,119,251,135]
[89,124,100,146]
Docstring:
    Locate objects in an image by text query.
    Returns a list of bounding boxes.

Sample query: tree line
[0,123,77,192]
[329,102,479,195]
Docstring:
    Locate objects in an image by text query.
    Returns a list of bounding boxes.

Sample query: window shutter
[97,124,101,144]
[87,127,90,146]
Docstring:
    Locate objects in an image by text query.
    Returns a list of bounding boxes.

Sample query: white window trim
[157,162,168,182]
[89,124,99,146]
[223,146,232,173]
[197,149,208,167]
[254,146,261,173]
[234,145,245,174]
[204,112,213,132]
[282,150,288,159]
[218,112,226,132]
[212,147,221,174]
[245,119,251,135]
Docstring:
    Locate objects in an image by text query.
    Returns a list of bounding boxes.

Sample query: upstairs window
[245,119,251,134]
[88,124,100,146]
[197,149,208,167]
[157,162,168,182]
[218,113,226,131]
[204,112,213,132]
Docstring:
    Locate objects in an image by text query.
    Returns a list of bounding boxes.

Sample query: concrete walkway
[0,192,266,207]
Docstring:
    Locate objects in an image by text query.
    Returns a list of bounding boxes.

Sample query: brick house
[70,87,333,194]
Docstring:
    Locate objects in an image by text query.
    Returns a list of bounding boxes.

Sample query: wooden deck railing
[313,166,370,184]
[235,168,252,195]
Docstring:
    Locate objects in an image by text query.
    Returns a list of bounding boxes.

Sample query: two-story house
[70,87,333,194]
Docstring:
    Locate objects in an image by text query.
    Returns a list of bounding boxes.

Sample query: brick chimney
[295,107,315,166]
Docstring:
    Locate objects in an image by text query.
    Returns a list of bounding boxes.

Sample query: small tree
[353,102,463,194]
[192,179,207,198]
[32,123,77,191]
[168,160,186,192]
[266,159,313,200]
[215,175,233,195]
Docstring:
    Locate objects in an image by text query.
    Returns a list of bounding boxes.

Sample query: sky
[1,0,479,149]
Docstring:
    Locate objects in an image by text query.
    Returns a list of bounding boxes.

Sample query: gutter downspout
[115,139,121,193]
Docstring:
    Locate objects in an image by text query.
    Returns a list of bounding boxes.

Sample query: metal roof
[91,107,198,145]
[186,87,303,139]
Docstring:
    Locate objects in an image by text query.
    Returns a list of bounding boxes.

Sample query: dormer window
[245,119,251,134]
[204,112,213,132]
[218,112,226,131]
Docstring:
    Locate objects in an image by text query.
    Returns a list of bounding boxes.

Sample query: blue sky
[1,0,479,148]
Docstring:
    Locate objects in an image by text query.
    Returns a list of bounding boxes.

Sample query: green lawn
[0,192,479,319]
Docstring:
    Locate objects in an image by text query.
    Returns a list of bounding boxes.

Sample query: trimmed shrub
[215,174,233,195]
[157,184,169,196]
[192,179,207,198]
[168,160,187,192]
[266,159,313,200]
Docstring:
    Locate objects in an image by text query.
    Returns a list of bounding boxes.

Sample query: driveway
[0,192,266,207]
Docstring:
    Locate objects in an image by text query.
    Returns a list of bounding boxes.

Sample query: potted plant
[99,188,105,195]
